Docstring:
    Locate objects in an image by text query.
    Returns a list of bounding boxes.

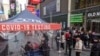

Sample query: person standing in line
[98,39,100,56]
[73,30,80,48]
[64,31,70,55]
[75,37,83,56]
[40,34,50,56]
[80,30,88,48]
[90,38,99,56]
[88,30,92,48]
[61,32,65,50]
[55,31,60,51]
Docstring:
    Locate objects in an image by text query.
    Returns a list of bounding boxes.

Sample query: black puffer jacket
[90,42,100,56]
[97,42,100,56]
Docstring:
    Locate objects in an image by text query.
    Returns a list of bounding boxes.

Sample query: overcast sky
[0,0,2,3]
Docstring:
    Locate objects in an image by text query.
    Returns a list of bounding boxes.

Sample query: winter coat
[40,40,50,56]
[80,33,88,41]
[61,35,66,43]
[65,32,70,40]
[90,42,100,56]
[24,44,33,52]
[75,40,83,52]
[97,42,100,56]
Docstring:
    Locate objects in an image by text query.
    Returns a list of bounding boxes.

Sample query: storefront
[87,11,100,33]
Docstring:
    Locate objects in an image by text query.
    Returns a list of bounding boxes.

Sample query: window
[94,0,100,5]
[75,0,80,9]
[99,0,100,5]
[79,0,86,8]
[87,0,91,7]
[43,6,46,15]
[75,0,86,9]
[56,0,60,12]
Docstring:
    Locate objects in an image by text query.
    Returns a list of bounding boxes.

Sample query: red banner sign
[0,23,61,31]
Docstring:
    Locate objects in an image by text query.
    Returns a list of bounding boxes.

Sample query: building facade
[0,0,27,21]
[40,0,100,33]
[9,0,27,17]
[40,0,68,30]
[0,0,10,21]
[71,0,100,33]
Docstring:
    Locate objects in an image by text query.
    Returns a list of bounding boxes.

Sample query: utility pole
[84,10,87,30]
[67,0,71,27]
[84,0,88,30]
[67,0,72,56]
[50,11,54,50]
[50,12,52,23]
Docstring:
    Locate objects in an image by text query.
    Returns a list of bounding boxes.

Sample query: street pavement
[50,48,90,56]
[49,38,91,56]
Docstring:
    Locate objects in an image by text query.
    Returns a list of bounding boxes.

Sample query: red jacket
[65,32,70,40]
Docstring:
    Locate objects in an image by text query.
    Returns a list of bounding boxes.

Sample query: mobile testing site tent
[0,9,62,56]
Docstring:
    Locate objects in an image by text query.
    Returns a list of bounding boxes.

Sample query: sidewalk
[50,49,64,56]
[50,49,90,56]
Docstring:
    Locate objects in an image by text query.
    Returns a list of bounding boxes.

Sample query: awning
[0,10,61,31]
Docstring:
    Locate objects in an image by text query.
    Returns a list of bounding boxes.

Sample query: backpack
[65,32,70,40]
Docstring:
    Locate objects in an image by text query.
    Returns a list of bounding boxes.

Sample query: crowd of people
[55,27,100,56]
[22,27,100,56]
